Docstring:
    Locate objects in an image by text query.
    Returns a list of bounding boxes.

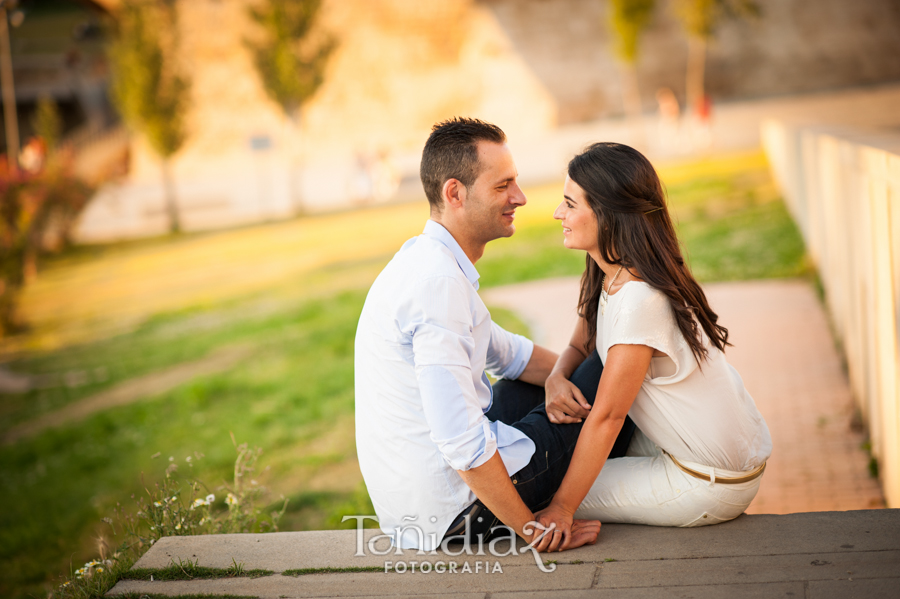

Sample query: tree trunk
[0,7,20,175]
[685,35,707,115]
[620,63,646,150]
[161,158,181,234]
[288,109,305,215]
[0,248,25,336]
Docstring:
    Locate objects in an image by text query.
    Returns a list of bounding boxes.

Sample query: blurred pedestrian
[691,93,713,150]
[655,88,681,154]
[19,137,47,174]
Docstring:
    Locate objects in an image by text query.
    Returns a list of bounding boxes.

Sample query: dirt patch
[2,344,255,445]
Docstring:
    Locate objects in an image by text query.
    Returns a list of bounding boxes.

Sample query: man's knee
[569,350,604,405]
[492,378,542,404]
[487,379,545,424]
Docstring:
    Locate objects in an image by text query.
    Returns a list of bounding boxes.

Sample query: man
[355,117,633,552]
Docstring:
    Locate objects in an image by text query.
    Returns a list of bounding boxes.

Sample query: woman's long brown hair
[570,142,729,363]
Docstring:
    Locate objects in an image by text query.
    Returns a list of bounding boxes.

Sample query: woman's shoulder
[616,281,669,310]
[610,281,676,331]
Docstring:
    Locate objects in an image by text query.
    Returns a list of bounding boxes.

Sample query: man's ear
[441,178,467,211]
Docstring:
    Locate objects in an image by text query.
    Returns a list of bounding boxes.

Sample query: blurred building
[0,0,121,172]
[60,0,900,241]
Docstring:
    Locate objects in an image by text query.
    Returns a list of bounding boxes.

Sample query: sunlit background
[1,1,899,597]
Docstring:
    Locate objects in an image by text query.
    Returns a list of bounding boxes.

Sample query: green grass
[126,562,274,581]
[112,594,257,599]
[0,150,806,599]
[282,566,384,576]
[0,290,367,599]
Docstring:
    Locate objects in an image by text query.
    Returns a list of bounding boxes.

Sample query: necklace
[599,266,623,315]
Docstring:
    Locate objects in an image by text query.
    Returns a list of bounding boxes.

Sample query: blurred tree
[0,164,93,334]
[246,0,334,118]
[32,96,62,152]
[246,0,334,211]
[609,0,656,147]
[108,0,188,234]
[675,0,759,114]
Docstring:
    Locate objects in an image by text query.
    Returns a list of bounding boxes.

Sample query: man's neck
[430,216,485,264]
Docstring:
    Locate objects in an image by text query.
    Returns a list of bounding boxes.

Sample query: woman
[535,142,772,551]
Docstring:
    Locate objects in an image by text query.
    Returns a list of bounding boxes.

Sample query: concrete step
[107,510,900,598]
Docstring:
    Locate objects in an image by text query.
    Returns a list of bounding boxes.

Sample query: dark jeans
[444,350,636,543]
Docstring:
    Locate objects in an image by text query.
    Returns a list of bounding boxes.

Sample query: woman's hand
[531,503,600,552]
[545,372,592,424]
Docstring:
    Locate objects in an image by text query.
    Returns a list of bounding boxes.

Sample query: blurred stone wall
[762,120,900,508]
[123,0,900,182]
[484,0,900,125]
[79,0,900,241]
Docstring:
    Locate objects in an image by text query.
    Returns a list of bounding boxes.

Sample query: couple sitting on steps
[354,117,772,553]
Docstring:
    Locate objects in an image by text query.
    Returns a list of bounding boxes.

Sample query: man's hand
[545,372,591,424]
[531,502,600,552]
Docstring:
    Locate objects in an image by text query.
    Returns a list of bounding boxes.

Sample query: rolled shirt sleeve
[486,321,534,381]
[411,276,498,472]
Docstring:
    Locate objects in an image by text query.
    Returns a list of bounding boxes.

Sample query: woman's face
[554,176,599,253]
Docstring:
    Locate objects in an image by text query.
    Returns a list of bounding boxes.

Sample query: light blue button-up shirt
[355,220,536,549]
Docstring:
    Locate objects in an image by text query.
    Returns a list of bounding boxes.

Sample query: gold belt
[665,451,766,485]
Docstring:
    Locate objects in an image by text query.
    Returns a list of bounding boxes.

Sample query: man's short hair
[420,117,506,213]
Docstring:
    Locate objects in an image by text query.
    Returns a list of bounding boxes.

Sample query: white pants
[574,430,762,527]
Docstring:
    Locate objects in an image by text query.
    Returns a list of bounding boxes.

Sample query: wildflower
[191,493,216,509]
[153,501,162,507]
[169,456,174,462]
[96,567,104,573]
[185,456,192,463]
[199,517,209,526]
[225,493,239,507]
[175,523,181,530]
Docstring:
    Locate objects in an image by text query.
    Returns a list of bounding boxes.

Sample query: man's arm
[516,344,558,386]
[456,453,536,541]
[457,452,601,550]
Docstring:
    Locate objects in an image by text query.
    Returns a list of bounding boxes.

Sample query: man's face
[462,142,527,244]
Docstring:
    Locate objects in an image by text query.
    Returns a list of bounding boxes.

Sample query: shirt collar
[422,220,481,290]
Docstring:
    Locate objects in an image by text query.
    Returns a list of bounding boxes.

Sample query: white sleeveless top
[598,281,772,472]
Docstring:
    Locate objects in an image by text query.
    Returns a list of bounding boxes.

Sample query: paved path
[483,277,885,514]
[2,344,254,445]
[109,510,899,598]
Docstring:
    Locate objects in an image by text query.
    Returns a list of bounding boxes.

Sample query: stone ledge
[109,510,900,598]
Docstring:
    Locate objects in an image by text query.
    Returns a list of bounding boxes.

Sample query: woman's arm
[545,316,592,423]
[535,342,654,551]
